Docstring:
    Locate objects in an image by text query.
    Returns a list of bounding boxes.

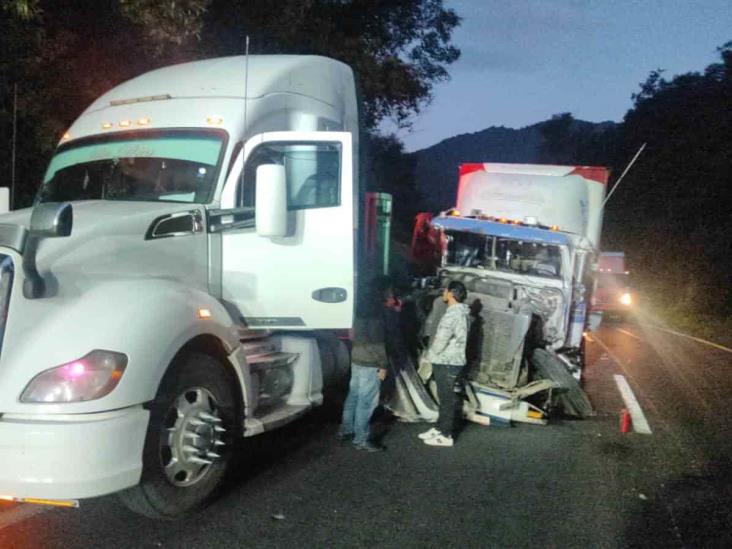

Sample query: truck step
[244,404,311,436]
[247,351,299,372]
[240,339,279,357]
[238,328,272,341]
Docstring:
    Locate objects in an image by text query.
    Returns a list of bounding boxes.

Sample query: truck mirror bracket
[207,207,256,233]
[22,235,46,299]
[23,202,73,299]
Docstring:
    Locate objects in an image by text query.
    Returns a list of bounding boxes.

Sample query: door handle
[312,287,348,303]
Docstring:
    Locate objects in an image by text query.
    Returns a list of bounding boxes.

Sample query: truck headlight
[20,350,128,403]
[619,293,632,306]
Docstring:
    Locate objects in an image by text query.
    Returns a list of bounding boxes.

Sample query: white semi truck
[0,55,359,517]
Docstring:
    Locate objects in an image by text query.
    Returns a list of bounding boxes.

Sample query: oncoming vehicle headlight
[20,350,128,403]
[619,292,633,306]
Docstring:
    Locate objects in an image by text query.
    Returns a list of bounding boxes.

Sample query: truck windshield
[37,131,225,204]
[445,230,563,278]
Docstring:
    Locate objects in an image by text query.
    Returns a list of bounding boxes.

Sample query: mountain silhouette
[410,118,617,212]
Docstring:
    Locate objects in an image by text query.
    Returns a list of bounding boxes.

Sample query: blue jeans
[339,364,381,445]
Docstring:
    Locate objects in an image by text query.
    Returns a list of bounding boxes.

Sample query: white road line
[614,374,653,435]
[616,328,642,341]
[593,333,662,429]
[0,504,49,531]
[642,324,732,354]
[592,334,702,469]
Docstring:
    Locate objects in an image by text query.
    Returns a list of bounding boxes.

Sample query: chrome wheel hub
[160,387,226,486]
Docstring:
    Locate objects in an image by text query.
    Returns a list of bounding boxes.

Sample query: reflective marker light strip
[0,496,79,507]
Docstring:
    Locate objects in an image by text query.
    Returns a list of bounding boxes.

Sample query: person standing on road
[338,312,388,452]
[419,280,469,448]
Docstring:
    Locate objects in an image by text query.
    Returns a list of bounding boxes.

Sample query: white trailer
[0,55,358,517]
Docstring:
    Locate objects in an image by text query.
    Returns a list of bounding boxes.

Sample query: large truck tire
[316,332,350,387]
[531,348,593,418]
[118,352,240,519]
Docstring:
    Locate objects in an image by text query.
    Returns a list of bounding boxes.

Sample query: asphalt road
[1,320,731,548]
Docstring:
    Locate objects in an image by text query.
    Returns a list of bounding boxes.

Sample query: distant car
[592,252,633,321]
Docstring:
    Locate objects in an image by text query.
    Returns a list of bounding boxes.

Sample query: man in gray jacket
[419,280,470,447]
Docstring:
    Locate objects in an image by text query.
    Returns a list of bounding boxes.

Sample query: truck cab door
[217,131,355,330]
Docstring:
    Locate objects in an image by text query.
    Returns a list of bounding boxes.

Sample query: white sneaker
[424,434,454,447]
[418,428,440,440]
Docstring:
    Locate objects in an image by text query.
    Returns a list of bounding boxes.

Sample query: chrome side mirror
[23,202,73,299]
[255,164,287,237]
[30,202,73,237]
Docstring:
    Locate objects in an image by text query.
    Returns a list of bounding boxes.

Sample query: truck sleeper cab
[0,55,357,518]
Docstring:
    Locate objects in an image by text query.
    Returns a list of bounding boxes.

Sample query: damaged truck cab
[0,55,358,517]
[442,162,607,373]
[409,163,607,422]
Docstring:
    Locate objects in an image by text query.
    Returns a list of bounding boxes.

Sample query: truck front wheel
[119,352,240,519]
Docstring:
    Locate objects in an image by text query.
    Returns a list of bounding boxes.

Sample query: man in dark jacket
[337,315,388,452]
[380,281,410,399]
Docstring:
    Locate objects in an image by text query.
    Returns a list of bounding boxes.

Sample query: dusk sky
[394,0,732,152]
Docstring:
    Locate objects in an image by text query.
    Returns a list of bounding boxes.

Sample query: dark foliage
[200,1,460,129]
[604,42,732,313]
[411,116,618,214]
[0,0,459,208]
[362,133,416,237]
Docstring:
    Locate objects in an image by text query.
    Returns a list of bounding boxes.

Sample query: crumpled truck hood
[517,284,566,346]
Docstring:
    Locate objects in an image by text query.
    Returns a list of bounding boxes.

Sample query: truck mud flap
[530,348,593,418]
[385,358,438,423]
[386,373,421,422]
